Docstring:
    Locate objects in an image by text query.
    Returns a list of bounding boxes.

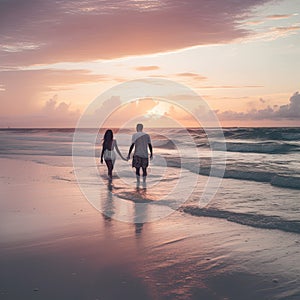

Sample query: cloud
[135,66,160,71]
[42,95,78,116]
[276,92,300,118]
[176,72,207,80]
[273,25,300,33]
[0,69,107,115]
[245,20,265,26]
[259,97,266,103]
[243,13,296,27]
[0,0,273,66]
[0,94,81,127]
[243,24,300,42]
[198,85,263,89]
[94,96,122,122]
[103,97,158,127]
[39,95,80,125]
[85,96,159,127]
[218,92,300,120]
[265,14,295,20]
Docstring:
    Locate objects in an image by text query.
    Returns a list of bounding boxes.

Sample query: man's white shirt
[132,132,151,158]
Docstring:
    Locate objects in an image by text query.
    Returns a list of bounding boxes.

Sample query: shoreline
[1,157,300,299]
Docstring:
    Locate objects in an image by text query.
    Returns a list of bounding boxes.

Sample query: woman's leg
[105,159,114,178]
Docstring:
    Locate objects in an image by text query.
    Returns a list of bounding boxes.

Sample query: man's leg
[142,167,147,177]
[135,167,140,176]
[135,167,141,185]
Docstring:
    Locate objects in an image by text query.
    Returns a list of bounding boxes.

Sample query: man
[127,123,153,180]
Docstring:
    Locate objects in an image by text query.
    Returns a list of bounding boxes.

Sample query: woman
[100,129,126,179]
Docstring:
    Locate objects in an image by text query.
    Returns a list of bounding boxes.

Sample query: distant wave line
[182,206,300,234]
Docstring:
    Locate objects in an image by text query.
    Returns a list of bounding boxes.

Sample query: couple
[100,123,153,181]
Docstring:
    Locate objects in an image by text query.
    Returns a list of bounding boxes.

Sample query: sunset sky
[0,0,300,127]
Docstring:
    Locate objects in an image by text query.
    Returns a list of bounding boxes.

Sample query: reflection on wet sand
[101,178,149,238]
[101,180,115,223]
[134,179,148,237]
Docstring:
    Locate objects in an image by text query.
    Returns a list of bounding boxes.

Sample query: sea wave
[222,127,300,141]
[210,141,299,154]
[202,168,300,189]
[271,175,300,189]
[182,206,300,234]
[165,160,300,190]
[153,140,177,149]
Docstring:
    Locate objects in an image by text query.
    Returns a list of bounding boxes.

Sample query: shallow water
[1,127,300,232]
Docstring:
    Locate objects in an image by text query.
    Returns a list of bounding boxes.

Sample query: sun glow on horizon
[145,102,170,119]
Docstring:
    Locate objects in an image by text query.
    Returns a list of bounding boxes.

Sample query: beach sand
[0,157,299,300]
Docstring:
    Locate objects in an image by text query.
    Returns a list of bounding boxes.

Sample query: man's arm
[148,143,153,159]
[127,143,134,160]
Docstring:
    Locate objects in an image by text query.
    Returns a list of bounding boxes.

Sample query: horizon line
[1,126,299,130]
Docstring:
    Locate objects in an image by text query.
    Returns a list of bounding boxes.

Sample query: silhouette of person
[101,129,126,179]
[127,124,153,182]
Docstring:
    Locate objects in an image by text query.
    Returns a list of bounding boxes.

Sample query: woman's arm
[114,140,127,161]
[100,145,105,163]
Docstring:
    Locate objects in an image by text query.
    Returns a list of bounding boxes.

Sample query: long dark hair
[103,129,113,150]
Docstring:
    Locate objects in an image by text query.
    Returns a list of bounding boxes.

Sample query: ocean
[1,127,300,234]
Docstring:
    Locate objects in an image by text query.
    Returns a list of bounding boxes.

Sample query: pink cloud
[0,69,107,115]
[0,0,272,66]
[135,66,160,71]
[176,72,207,80]
[217,92,300,121]
[0,95,80,128]
[265,14,295,20]
[34,95,80,127]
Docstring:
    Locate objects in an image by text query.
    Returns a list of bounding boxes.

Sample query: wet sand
[0,157,299,300]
